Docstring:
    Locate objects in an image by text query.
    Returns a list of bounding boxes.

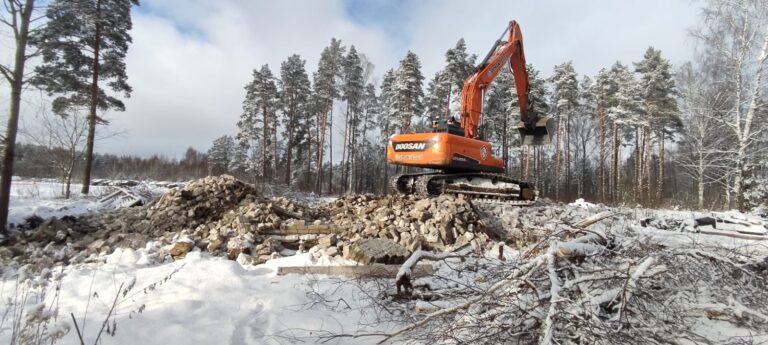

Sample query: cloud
[404,0,699,80]
[3,0,700,159]
[101,0,397,157]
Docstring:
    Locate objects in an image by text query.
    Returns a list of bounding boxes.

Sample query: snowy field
[7,179,113,227]
[1,248,393,345]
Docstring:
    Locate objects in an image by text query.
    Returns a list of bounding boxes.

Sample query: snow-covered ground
[7,179,112,227]
[3,183,768,344]
[7,178,173,227]
[1,246,396,345]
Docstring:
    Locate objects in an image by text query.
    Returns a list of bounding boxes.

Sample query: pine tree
[340,45,364,193]
[524,64,550,191]
[393,51,425,132]
[444,38,477,117]
[379,68,397,192]
[635,47,680,204]
[483,69,515,166]
[0,0,39,232]
[312,38,345,194]
[550,61,579,201]
[592,68,612,201]
[605,61,641,203]
[279,54,312,185]
[424,70,452,121]
[208,135,235,176]
[575,76,596,198]
[32,0,139,195]
[236,64,279,182]
[356,83,379,193]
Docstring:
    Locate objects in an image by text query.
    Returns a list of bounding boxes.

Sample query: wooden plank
[277,264,434,278]
[698,229,768,241]
[264,224,345,235]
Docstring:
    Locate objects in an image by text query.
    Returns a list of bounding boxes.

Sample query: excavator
[387,20,554,203]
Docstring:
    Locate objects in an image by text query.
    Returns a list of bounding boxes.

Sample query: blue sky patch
[343,0,411,48]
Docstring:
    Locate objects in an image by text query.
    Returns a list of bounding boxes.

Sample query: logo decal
[480,146,488,160]
[393,141,428,152]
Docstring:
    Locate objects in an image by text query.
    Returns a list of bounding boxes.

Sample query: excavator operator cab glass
[432,118,465,136]
[516,116,555,146]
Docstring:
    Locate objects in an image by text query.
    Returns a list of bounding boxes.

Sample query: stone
[324,246,339,257]
[170,241,193,259]
[88,239,106,251]
[317,234,337,248]
[414,199,431,211]
[344,238,409,265]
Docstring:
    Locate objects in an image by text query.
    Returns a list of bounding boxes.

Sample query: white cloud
[102,0,397,157]
[3,0,700,159]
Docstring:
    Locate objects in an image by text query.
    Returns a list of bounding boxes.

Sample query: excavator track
[390,172,536,204]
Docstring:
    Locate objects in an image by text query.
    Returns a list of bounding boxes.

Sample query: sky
[1,0,702,159]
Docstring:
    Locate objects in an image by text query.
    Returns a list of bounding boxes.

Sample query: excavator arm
[459,20,553,145]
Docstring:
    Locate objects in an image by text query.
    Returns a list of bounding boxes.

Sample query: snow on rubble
[2,175,768,344]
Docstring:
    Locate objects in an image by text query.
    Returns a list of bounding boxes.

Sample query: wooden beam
[277,264,434,278]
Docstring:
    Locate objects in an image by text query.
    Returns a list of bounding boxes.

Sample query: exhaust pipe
[516,116,555,146]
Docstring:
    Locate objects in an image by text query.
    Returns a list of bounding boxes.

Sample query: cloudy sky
[3,0,701,158]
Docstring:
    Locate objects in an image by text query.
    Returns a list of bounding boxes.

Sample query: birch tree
[692,0,768,210]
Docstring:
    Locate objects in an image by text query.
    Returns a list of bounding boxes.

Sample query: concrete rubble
[1,175,594,272]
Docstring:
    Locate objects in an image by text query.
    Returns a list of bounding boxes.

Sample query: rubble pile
[0,175,595,271]
[323,193,484,252]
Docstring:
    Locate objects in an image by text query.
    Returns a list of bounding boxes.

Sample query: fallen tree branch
[378,254,548,344]
[574,211,614,228]
[539,241,561,345]
[395,248,465,294]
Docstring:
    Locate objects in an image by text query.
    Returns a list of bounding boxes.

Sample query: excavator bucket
[516,116,556,146]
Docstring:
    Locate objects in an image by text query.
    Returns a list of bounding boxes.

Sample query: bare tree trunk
[285,107,295,185]
[643,126,652,204]
[340,105,350,193]
[328,106,334,194]
[315,101,330,194]
[656,125,665,204]
[0,0,35,230]
[598,106,606,202]
[81,0,102,196]
[698,152,705,209]
[734,26,768,211]
[611,121,618,204]
[502,111,509,172]
[554,117,562,201]
[565,113,571,199]
[634,127,641,202]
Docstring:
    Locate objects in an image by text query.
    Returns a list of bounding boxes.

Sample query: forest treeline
[4,0,767,213]
[208,0,768,211]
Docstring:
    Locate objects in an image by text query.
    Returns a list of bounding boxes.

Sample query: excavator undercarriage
[390,172,536,205]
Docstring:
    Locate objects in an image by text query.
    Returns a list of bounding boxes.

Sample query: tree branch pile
[348,212,768,345]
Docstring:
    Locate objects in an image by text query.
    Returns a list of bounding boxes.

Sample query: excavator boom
[460,20,554,144]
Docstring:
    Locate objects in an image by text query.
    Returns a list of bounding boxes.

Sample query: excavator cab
[516,116,556,145]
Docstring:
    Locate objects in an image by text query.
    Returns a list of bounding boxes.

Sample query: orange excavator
[387,20,554,202]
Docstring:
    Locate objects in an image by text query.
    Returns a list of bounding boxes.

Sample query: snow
[569,197,597,209]
[7,179,111,226]
[4,186,768,344]
[0,249,393,345]
[7,177,172,227]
